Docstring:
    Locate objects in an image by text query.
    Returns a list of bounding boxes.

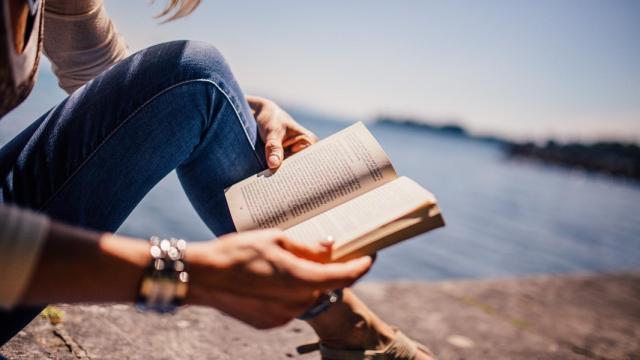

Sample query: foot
[305,289,433,359]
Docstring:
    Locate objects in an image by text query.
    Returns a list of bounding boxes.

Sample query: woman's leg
[0,40,265,343]
[1,40,264,233]
[0,40,416,357]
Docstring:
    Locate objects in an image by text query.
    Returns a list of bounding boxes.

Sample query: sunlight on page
[226,122,397,231]
[284,177,435,247]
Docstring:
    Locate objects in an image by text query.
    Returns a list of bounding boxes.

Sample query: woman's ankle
[306,289,396,350]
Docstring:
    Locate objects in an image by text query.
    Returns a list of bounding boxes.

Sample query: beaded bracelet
[136,236,189,313]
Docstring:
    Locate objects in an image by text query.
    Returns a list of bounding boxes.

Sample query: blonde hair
[155,0,202,21]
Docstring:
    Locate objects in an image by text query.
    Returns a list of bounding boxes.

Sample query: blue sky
[16,0,640,142]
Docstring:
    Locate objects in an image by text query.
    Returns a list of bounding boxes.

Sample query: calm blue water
[2,67,640,281]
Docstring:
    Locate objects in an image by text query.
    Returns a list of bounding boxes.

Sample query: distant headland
[375,117,640,182]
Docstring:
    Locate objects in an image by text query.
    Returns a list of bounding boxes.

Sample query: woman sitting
[0,1,433,358]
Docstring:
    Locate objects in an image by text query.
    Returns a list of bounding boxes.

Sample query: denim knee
[167,40,237,92]
[109,40,250,135]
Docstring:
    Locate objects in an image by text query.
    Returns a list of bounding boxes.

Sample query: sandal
[296,329,435,360]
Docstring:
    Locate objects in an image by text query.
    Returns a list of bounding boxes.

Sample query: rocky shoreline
[2,271,639,359]
[506,141,640,181]
[376,118,640,182]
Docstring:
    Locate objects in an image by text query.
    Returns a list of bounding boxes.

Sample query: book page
[226,122,397,231]
[284,177,438,248]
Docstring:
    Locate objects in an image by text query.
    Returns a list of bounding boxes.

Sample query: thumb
[265,128,286,169]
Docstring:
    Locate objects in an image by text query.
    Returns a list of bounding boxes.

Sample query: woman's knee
[93,40,250,138]
[114,40,238,98]
[168,40,237,88]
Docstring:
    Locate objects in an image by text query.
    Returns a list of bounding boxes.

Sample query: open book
[225,122,445,262]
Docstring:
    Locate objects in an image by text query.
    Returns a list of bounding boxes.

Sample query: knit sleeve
[43,0,129,94]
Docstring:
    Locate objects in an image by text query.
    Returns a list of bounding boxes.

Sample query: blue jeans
[0,40,267,344]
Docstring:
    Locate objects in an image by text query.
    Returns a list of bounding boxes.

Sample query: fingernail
[320,235,334,247]
[268,154,280,167]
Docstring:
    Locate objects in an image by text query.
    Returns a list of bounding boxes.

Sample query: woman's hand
[247,96,319,169]
[20,224,369,330]
[185,229,372,329]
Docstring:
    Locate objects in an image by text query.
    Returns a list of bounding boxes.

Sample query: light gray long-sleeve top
[0,0,128,309]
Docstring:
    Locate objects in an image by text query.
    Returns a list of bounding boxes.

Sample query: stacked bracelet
[136,236,189,313]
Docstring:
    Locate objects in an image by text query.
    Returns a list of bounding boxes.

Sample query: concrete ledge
[2,272,639,359]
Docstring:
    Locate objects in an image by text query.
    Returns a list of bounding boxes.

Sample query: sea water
[2,69,639,281]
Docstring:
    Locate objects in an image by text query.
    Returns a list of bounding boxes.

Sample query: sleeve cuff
[0,205,50,309]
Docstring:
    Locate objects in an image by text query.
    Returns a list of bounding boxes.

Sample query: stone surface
[2,272,639,359]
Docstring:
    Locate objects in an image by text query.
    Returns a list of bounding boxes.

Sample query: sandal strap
[296,342,320,354]
[297,329,434,360]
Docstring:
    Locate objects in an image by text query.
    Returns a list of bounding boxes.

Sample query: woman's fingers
[283,129,318,155]
[290,142,309,154]
[286,122,319,143]
[277,235,333,263]
[187,229,374,330]
[251,96,318,167]
[278,250,373,290]
[210,289,314,329]
[319,235,335,250]
[264,124,286,169]
[282,134,313,148]
[271,231,369,290]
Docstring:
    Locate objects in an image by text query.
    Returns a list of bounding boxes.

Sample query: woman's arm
[43,0,128,93]
[20,221,148,304]
[17,219,372,329]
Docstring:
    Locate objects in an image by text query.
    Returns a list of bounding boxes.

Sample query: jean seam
[38,78,262,212]
[204,80,265,169]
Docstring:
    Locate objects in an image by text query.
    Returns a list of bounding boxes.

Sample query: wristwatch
[297,289,344,320]
[136,236,189,313]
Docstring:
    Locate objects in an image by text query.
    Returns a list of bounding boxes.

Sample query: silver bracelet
[136,236,189,313]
